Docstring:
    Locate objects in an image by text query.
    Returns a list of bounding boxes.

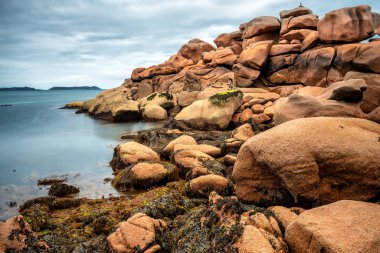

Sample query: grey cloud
[0,0,379,89]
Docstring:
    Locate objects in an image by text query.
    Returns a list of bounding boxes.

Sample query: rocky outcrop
[232,117,380,207]
[286,200,380,253]
[186,174,232,197]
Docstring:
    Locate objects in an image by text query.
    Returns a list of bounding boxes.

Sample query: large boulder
[175,90,243,130]
[213,30,242,48]
[238,40,273,70]
[290,47,335,87]
[273,79,367,125]
[112,162,177,190]
[88,86,139,121]
[344,71,380,113]
[179,39,215,64]
[232,117,380,207]
[110,142,160,171]
[111,100,140,122]
[352,41,380,74]
[142,104,168,121]
[242,16,281,39]
[280,6,313,19]
[107,213,166,253]
[318,5,374,43]
[285,200,380,253]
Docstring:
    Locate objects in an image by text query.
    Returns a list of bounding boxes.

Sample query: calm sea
[0,90,161,219]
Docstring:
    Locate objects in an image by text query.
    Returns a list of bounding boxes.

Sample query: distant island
[49,86,102,90]
[0,87,42,91]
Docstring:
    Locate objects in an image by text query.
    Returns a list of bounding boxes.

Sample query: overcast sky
[0,0,379,89]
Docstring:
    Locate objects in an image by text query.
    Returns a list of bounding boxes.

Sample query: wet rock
[160,194,247,252]
[107,213,167,253]
[72,235,109,253]
[48,183,79,197]
[286,200,380,253]
[175,90,243,130]
[38,177,67,186]
[186,174,233,197]
[318,5,374,43]
[110,142,160,171]
[232,117,380,207]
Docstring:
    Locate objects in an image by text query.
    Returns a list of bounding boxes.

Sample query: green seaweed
[209,89,242,106]
[147,92,158,101]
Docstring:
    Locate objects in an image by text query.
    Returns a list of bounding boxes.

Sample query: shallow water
[0,90,162,219]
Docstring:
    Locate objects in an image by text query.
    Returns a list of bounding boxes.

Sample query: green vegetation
[209,89,242,106]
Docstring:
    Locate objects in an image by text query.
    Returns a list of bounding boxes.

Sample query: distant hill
[0,87,42,91]
[49,86,102,90]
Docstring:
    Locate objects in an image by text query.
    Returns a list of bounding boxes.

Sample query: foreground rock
[232,117,380,207]
[286,200,380,253]
[107,213,166,253]
[175,90,243,130]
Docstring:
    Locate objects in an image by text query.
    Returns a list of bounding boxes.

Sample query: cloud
[0,0,379,89]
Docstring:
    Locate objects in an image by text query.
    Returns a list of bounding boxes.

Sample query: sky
[0,0,379,89]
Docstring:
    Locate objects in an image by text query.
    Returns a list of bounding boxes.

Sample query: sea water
[0,90,162,219]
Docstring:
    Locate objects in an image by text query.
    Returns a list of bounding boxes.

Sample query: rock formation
[232,117,380,207]
[27,3,380,252]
